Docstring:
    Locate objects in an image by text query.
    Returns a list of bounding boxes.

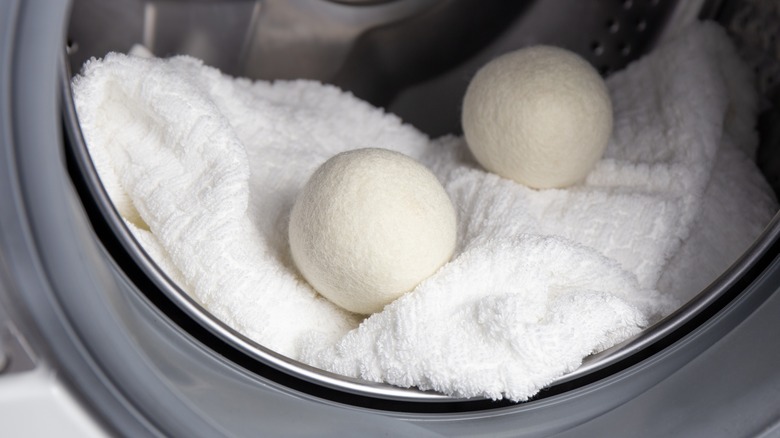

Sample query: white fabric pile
[72,22,776,401]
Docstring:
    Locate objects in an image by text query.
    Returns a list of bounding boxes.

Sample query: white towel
[72,21,776,401]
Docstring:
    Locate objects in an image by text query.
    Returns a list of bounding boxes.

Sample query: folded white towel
[72,21,776,401]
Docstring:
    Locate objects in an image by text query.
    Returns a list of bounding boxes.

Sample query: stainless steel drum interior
[62,0,780,403]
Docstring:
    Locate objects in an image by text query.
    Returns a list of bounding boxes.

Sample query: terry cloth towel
[72,21,777,401]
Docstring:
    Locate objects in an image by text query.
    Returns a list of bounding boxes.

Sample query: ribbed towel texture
[72,22,776,401]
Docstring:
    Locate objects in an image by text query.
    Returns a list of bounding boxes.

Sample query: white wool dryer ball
[462,45,613,189]
[288,148,457,315]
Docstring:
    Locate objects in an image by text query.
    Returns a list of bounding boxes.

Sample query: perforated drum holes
[572,0,676,77]
[607,19,620,34]
[591,41,605,56]
[66,38,78,55]
[722,0,780,99]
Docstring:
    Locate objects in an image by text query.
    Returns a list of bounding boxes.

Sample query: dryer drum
[3,0,780,436]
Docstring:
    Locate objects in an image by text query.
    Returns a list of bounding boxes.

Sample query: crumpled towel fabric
[72,21,776,401]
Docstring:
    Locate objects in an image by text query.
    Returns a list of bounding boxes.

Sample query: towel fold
[72,21,776,401]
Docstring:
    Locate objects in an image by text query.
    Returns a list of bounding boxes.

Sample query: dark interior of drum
[62,0,780,399]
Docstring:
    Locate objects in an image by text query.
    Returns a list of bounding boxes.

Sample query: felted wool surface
[71,21,777,401]
[462,45,613,189]
[288,148,457,315]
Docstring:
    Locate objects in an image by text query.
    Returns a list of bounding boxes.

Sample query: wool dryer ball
[288,148,457,315]
[462,45,613,189]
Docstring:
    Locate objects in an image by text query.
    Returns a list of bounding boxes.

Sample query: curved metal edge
[0,0,157,435]
[551,211,780,385]
[4,1,780,436]
[61,0,780,403]
[61,50,459,404]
